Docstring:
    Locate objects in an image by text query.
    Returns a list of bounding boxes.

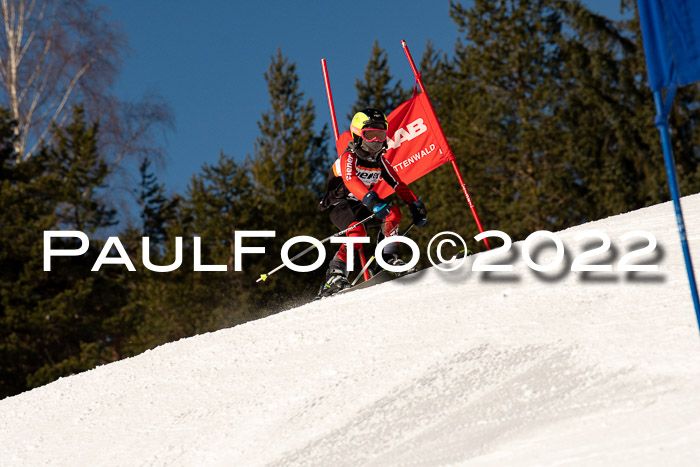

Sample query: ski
[341,268,418,293]
[315,268,419,300]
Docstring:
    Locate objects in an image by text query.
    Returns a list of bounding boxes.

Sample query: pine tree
[138,157,178,244]
[121,48,335,351]
[183,153,261,326]
[0,106,127,397]
[247,49,331,307]
[556,0,700,217]
[47,106,117,232]
[452,1,572,238]
[411,1,556,249]
[250,49,329,214]
[0,107,34,397]
[349,40,411,119]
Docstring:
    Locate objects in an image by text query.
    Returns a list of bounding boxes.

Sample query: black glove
[362,191,391,220]
[409,200,427,226]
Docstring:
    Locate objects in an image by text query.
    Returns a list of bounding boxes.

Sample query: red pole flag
[326,40,490,250]
[334,130,351,156]
[401,40,491,249]
[333,93,453,198]
[378,92,454,197]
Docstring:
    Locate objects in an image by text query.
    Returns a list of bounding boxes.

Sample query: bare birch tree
[0,0,172,164]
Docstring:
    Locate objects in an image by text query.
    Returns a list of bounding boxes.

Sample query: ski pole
[352,255,375,286]
[351,222,416,286]
[256,212,377,283]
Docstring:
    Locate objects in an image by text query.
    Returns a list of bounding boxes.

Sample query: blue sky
[96,0,629,197]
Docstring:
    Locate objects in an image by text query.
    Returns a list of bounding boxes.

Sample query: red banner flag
[334,93,454,198]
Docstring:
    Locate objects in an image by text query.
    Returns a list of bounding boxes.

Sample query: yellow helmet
[350,107,388,161]
[350,107,388,137]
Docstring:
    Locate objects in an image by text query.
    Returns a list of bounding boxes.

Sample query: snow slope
[2,195,700,466]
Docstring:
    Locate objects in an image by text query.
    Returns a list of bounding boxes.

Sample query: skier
[317,107,427,297]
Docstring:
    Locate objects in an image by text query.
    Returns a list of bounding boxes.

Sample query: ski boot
[383,254,416,277]
[452,248,473,260]
[317,268,351,298]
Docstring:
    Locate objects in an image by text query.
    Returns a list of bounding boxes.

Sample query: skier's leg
[379,205,402,261]
[329,200,371,270]
[318,202,369,296]
[377,206,415,275]
[333,221,367,272]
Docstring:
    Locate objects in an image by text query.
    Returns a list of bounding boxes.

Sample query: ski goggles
[358,128,388,142]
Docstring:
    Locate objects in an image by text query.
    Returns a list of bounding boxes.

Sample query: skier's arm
[377,157,418,204]
[336,151,370,200]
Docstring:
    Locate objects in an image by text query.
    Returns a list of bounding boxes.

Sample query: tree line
[3,0,700,398]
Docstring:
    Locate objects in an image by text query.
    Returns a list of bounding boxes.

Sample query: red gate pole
[321,59,371,280]
[400,40,491,250]
[321,59,340,141]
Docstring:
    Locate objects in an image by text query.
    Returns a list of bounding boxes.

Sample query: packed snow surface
[3,196,700,466]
